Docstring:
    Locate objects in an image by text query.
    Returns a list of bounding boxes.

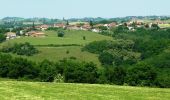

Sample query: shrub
[126,63,157,86]
[58,30,65,37]
[1,42,39,56]
[0,33,6,43]
[99,52,114,65]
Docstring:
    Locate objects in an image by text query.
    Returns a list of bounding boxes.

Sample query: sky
[0,0,170,19]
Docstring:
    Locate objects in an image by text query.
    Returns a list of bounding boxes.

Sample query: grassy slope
[0,30,112,65]
[1,30,112,46]
[0,81,170,100]
[11,46,101,66]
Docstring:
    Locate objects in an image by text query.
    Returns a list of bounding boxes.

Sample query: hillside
[0,80,170,100]
[0,30,112,65]
[1,30,112,46]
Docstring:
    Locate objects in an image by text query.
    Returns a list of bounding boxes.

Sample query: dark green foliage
[83,40,110,53]
[47,27,63,31]
[104,66,126,85]
[0,54,39,80]
[0,28,10,33]
[0,33,6,43]
[63,61,98,83]
[83,40,140,66]
[66,20,69,26]
[89,20,94,28]
[1,42,38,56]
[38,60,56,82]
[58,30,65,37]
[7,58,38,79]
[99,52,113,65]
[83,36,86,40]
[126,64,157,86]
[114,25,129,34]
[66,50,69,54]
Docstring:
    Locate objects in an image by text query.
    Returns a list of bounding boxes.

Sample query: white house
[6,32,17,40]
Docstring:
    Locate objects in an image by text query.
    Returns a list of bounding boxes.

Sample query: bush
[63,61,98,83]
[1,42,39,56]
[38,60,56,82]
[0,53,39,80]
[99,52,114,65]
[104,66,126,85]
[0,33,6,43]
[58,30,65,37]
[126,64,157,86]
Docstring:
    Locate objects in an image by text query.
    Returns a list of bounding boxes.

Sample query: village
[5,18,168,40]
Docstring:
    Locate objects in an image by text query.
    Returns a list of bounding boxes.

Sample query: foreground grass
[0,81,170,100]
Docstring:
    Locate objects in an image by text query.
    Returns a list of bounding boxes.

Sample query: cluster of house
[6,31,46,40]
[53,22,117,32]
[125,19,168,31]
[5,19,168,40]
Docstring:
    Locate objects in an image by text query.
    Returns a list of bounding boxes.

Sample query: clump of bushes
[0,33,6,43]
[1,42,38,56]
[57,30,65,37]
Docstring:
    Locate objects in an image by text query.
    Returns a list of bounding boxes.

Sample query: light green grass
[0,81,170,100]
[1,30,112,46]
[10,46,101,66]
[159,24,170,28]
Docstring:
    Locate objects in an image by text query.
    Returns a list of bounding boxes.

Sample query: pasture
[1,30,112,46]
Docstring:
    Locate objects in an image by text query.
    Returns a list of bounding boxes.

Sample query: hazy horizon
[0,0,170,19]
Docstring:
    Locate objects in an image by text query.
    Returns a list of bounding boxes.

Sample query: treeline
[0,53,97,83]
[82,27,170,88]
[0,53,169,88]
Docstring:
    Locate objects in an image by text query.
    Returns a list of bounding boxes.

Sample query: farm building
[26,31,45,37]
[6,32,17,40]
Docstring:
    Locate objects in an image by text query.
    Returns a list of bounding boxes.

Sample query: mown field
[0,30,112,65]
[0,80,170,100]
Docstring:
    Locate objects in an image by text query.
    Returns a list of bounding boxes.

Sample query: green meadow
[0,80,170,100]
[10,46,101,66]
[2,30,112,46]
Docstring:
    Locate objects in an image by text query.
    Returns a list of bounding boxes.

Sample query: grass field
[1,30,112,46]
[10,46,101,66]
[159,24,170,28]
[0,80,170,100]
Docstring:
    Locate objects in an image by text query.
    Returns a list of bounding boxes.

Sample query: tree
[66,20,69,26]
[0,33,6,43]
[83,36,86,40]
[151,24,160,30]
[111,66,126,85]
[57,30,65,37]
[39,60,56,82]
[99,52,114,65]
[89,20,94,29]
[126,64,157,86]
[104,66,126,85]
